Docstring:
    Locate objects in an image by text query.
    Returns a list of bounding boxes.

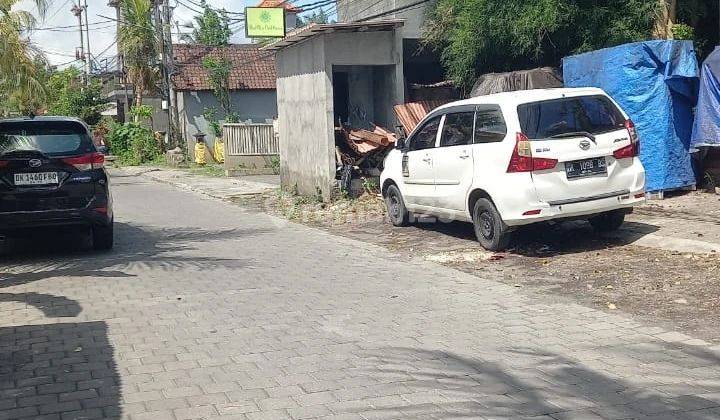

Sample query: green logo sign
[246,7,285,38]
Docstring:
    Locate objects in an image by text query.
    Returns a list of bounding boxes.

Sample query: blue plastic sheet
[563,40,699,192]
[691,46,720,148]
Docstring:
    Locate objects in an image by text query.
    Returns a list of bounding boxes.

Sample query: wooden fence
[223,123,278,156]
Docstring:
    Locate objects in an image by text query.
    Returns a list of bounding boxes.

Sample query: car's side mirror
[395,137,406,150]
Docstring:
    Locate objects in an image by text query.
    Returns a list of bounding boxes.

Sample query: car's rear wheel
[93,222,114,251]
[385,184,411,227]
[472,198,511,251]
[589,210,626,232]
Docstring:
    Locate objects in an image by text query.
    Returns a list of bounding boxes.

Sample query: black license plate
[565,157,607,179]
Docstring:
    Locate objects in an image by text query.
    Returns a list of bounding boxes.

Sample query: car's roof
[0,116,87,125]
[435,87,608,111]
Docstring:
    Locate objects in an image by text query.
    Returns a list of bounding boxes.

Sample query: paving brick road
[2,172,720,419]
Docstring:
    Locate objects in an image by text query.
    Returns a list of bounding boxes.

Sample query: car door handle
[422,157,432,163]
[459,152,471,159]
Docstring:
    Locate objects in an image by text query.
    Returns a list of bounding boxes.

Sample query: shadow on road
[406,218,661,257]
[352,346,720,419]
[0,221,274,419]
[0,222,271,287]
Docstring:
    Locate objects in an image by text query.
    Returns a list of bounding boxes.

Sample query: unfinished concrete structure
[265,21,405,200]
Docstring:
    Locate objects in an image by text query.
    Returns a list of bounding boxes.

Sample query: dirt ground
[235,190,720,343]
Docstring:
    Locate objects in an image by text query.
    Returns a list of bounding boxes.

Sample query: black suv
[0,117,113,250]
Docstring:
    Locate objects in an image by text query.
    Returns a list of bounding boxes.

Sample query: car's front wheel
[589,210,626,232]
[472,198,512,251]
[385,184,411,227]
[93,223,114,251]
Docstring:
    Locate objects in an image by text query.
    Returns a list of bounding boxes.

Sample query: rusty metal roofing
[172,44,276,91]
[394,101,450,135]
[261,20,404,52]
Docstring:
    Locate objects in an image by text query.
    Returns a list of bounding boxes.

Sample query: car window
[517,95,625,140]
[408,116,441,151]
[0,121,94,157]
[475,107,507,143]
[440,112,474,147]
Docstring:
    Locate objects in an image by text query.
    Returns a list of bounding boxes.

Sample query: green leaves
[202,56,233,119]
[45,67,109,126]
[107,120,161,165]
[424,0,662,92]
[182,0,231,47]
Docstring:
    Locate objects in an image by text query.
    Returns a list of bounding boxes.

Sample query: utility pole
[71,3,87,82]
[83,0,92,80]
[160,0,180,149]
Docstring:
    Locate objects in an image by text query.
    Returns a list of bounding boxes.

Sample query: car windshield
[517,95,626,140]
[0,121,94,157]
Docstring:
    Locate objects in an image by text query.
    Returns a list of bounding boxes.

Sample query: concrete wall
[276,36,336,199]
[337,0,436,39]
[275,29,405,201]
[177,89,278,150]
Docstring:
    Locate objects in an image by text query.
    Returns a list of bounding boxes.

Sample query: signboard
[245,7,286,38]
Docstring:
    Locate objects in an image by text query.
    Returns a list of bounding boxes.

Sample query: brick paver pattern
[1,174,720,419]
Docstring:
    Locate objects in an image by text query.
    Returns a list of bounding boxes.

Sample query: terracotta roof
[172,44,276,91]
[256,0,302,13]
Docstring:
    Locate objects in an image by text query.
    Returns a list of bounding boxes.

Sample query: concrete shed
[264,21,406,200]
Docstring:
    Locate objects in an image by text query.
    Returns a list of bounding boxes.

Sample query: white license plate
[14,172,59,186]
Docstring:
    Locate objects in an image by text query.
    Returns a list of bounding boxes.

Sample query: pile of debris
[336,125,397,173]
[334,100,449,195]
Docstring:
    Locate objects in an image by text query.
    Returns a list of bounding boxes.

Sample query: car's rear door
[517,95,637,204]
[0,121,99,213]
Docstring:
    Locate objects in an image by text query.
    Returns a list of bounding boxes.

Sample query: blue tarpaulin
[692,46,720,148]
[563,40,699,192]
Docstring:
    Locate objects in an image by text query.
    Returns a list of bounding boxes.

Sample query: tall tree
[182,0,231,46]
[0,0,49,111]
[424,0,662,92]
[45,67,108,125]
[118,0,157,117]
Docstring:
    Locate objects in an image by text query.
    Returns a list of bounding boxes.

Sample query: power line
[44,0,73,23]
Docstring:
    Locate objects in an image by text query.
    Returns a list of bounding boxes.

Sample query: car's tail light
[0,160,8,168]
[614,120,640,160]
[63,152,104,171]
[507,133,558,173]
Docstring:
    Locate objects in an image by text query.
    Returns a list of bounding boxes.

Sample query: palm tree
[0,0,49,114]
[118,0,157,117]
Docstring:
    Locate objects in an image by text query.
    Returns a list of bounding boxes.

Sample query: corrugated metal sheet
[393,101,448,135]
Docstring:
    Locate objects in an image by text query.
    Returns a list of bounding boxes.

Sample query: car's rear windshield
[517,95,626,140]
[0,121,94,157]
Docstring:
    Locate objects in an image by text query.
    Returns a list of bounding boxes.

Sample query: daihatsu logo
[28,159,42,168]
[579,140,591,151]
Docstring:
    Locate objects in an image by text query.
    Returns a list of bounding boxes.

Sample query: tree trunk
[134,88,143,123]
[653,0,677,39]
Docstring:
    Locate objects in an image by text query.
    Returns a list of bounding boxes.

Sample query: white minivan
[381,88,646,251]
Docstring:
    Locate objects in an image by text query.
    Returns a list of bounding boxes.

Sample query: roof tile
[172,44,276,91]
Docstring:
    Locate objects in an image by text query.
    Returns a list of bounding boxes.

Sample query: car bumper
[503,191,645,226]
[0,207,112,231]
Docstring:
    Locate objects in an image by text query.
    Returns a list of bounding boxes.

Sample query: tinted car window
[440,113,474,147]
[475,107,507,143]
[0,121,94,157]
[517,95,625,140]
[409,116,441,151]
